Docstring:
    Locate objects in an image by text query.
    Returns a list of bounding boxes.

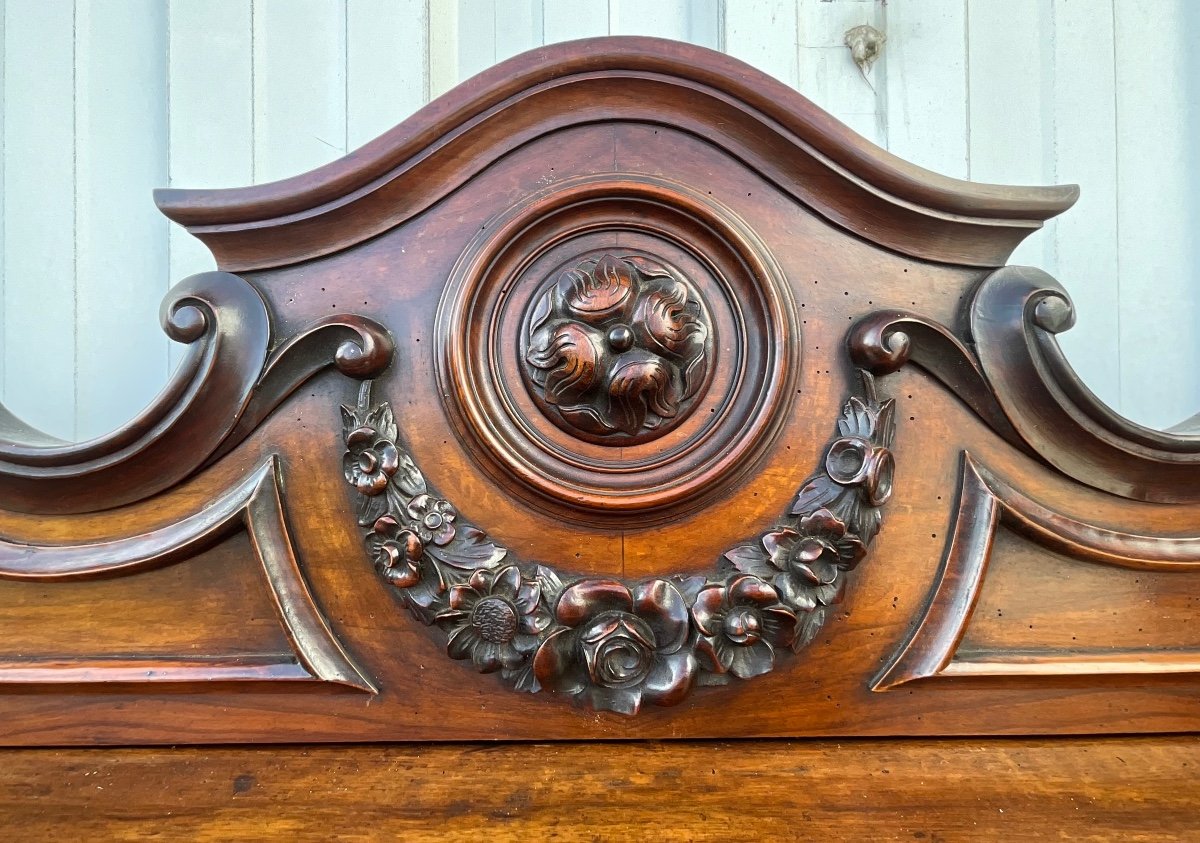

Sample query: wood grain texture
[1,737,1197,841]
[0,34,1198,744]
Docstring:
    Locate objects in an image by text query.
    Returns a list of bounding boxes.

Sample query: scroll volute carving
[4,36,1200,744]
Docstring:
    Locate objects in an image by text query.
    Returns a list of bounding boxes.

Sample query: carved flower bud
[825,435,894,506]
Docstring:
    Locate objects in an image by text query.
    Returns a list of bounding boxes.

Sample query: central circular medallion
[519,253,713,446]
[436,174,798,524]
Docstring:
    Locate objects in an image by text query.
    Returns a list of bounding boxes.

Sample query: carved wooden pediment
[2,37,1197,743]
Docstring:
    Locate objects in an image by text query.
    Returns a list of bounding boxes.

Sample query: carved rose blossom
[533,578,696,715]
[343,425,400,495]
[344,376,897,714]
[691,575,798,679]
[523,254,710,440]
[761,509,865,611]
[406,494,457,546]
[436,566,550,676]
[367,514,443,605]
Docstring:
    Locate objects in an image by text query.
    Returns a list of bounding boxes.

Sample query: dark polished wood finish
[0,36,1197,745]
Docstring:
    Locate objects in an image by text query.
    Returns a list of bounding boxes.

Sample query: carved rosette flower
[406,494,457,546]
[692,575,797,679]
[437,566,550,677]
[760,509,866,611]
[342,373,897,714]
[532,579,696,715]
[523,254,711,440]
[367,514,443,605]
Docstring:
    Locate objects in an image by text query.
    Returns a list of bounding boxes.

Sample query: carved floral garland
[341,376,896,715]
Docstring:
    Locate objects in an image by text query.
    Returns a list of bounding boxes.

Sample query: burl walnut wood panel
[0,37,1197,744]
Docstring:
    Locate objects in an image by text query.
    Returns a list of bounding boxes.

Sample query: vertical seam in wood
[0,0,6,401]
[343,0,349,154]
[165,0,173,382]
[715,0,725,54]
[250,0,258,184]
[424,0,431,103]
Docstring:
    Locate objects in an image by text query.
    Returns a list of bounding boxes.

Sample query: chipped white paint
[1,0,1196,439]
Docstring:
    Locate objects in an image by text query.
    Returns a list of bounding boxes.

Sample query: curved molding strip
[0,457,374,692]
[850,267,1200,503]
[874,454,1200,691]
[0,271,393,515]
[154,37,1076,271]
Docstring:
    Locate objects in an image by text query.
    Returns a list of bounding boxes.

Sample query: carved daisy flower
[436,566,550,678]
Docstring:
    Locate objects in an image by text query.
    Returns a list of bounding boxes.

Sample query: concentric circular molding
[436,174,799,524]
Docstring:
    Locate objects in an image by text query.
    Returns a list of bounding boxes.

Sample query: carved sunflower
[436,566,550,684]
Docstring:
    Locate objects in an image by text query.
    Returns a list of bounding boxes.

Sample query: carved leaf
[791,475,845,516]
[389,451,427,498]
[526,323,601,405]
[527,286,556,334]
[535,564,566,608]
[426,525,507,571]
[561,254,634,322]
[608,357,677,435]
[724,544,775,579]
[366,403,399,442]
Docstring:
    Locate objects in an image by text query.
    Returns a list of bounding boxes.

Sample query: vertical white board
[1113,0,1199,428]
[347,0,429,149]
[73,1,170,441]
[543,0,609,43]
[252,0,348,184]
[881,0,968,179]
[966,0,1055,271]
[1047,0,1120,412]
[724,0,799,88]
[797,0,883,145]
[3,1,76,439]
[167,0,254,371]
[610,0,721,47]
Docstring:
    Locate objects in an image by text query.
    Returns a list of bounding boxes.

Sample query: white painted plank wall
[1,0,1196,440]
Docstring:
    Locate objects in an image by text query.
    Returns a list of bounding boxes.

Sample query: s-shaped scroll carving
[849,266,1200,503]
[0,271,394,514]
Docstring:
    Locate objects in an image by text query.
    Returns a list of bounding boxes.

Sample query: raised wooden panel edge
[153,36,1078,271]
[874,453,1200,691]
[0,456,375,693]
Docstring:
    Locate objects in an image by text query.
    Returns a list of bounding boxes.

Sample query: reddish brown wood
[0,36,1196,744]
[2,738,1197,840]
